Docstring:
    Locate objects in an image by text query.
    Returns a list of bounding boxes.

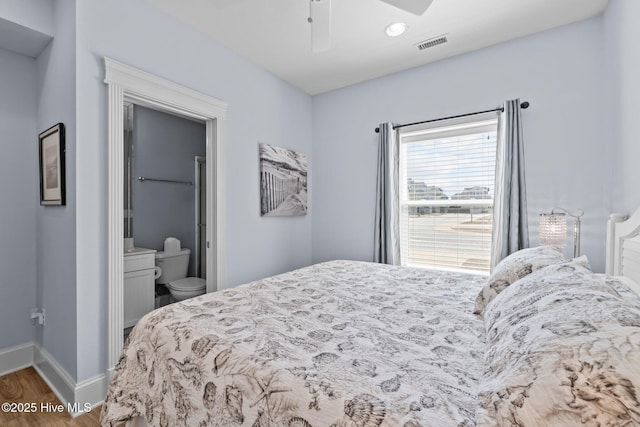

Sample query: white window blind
[399,117,498,274]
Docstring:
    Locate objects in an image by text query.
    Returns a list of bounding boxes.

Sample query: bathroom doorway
[124,105,206,317]
[106,57,227,373]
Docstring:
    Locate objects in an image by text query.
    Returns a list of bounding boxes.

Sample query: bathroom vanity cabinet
[123,248,157,328]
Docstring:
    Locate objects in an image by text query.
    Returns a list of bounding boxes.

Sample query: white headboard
[606,209,640,284]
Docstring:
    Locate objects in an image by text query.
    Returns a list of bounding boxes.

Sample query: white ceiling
[148,0,609,95]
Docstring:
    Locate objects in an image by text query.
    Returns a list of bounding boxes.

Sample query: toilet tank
[155,248,191,284]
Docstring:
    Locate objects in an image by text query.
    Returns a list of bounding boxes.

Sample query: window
[398,115,498,274]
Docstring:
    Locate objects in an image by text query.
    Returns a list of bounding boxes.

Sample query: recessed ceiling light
[385,22,407,37]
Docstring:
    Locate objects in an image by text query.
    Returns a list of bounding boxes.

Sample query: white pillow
[473,246,566,316]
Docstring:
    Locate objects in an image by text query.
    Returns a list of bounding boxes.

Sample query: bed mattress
[101,260,486,426]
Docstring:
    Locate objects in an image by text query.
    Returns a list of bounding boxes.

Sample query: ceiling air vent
[416,34,448,51]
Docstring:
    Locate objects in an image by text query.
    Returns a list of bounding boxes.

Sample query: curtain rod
[374,101,530,133]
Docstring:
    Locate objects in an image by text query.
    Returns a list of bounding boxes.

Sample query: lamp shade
[539,213,567,246]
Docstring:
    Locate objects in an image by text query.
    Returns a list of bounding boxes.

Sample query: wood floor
[0,367,101,426]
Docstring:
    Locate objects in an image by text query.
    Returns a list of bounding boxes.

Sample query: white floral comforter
[101,260,486,427]
[477,260,640,426]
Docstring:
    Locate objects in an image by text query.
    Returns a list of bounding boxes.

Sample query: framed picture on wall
[259,143,308,216]
[39,123,66,206]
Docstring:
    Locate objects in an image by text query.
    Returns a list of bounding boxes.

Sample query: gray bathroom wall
[132,105,206,277]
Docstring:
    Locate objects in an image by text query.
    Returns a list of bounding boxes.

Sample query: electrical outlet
[30,308,45,326]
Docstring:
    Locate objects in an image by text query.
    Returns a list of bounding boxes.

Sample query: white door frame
[194,155,206,278]
[104,58,226,372]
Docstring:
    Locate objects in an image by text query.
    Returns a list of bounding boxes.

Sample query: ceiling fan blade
[379,0,434,16]
[309,0,331,53]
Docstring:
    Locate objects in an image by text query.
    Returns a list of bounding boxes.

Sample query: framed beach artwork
[259,143,308,216]
[39,123,66,206]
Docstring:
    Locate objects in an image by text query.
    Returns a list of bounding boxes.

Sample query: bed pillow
[483,255,596,333]
[473,245,566,315]
[476,259,640,426]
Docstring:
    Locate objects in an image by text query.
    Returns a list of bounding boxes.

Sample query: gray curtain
[373,123,400,264]
[491,99,529,269]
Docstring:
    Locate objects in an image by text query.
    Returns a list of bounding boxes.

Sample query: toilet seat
[167,277,206,291]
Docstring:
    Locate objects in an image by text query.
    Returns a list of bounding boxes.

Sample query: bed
[101,211,640,427]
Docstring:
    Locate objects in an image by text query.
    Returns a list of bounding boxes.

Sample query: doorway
[105,58,227,373]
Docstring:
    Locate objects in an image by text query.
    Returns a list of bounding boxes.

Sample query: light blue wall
[0,0,53,35]
[133,106,206,277]
[603,0,640,215]
[0,47,37,350]
[0,0,53,59]
[74,0,313,380]
[1,0,633,386]
[35,0,76,379]
[312,18,609,272]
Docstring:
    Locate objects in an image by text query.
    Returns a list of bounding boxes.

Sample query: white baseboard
[0,343,108,418]
[33,345,77,406]
[0,342,35,376]
[74,371,108,414]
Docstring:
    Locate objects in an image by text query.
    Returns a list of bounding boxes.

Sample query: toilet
[155,248,206,302]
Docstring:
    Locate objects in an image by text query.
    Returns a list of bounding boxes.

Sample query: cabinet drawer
[124,255,155,273]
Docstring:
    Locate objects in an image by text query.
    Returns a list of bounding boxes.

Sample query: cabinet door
[124,269,155,328]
